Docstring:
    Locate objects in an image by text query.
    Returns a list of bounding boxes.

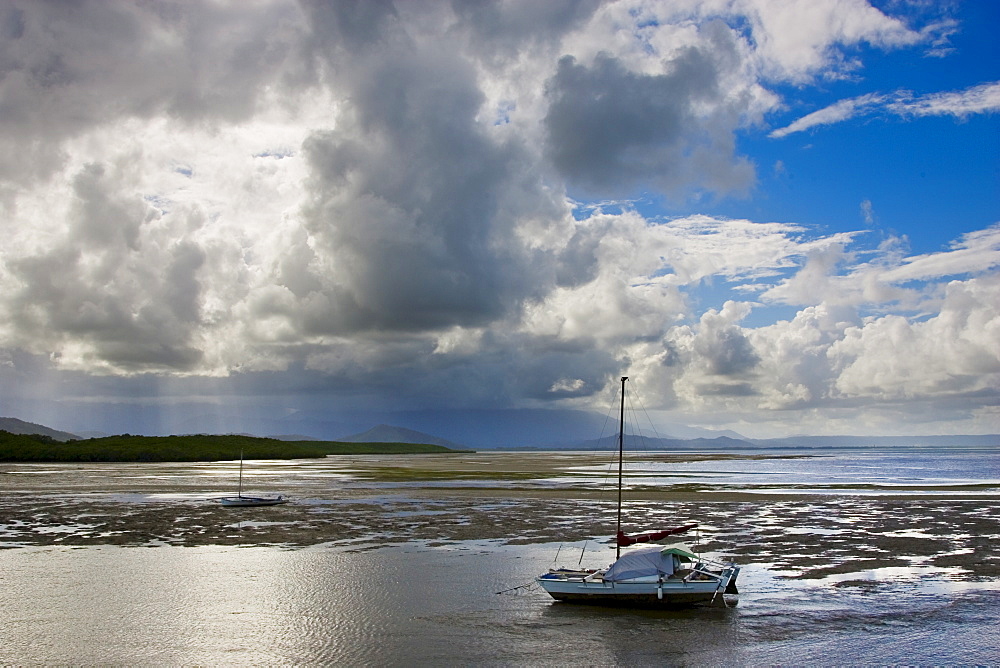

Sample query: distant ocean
[585,445,1000,495]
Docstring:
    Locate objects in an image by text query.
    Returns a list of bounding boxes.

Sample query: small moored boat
[217,451,289,507]
[536,377,740,607]
[218,495,288,507]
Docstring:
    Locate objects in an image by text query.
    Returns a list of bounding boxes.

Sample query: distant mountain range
[0,417,80,442]
[2,406,745,448]
[337,424,463,449]
[41,406,611,448]
[565,433,1000,451]
[3,414,998,450]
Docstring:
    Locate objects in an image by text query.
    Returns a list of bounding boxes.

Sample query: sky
[0,0,998,441]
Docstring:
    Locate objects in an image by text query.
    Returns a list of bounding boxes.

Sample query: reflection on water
[1,543,997,665]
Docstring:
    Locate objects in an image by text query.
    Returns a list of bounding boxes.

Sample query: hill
[0,431,464,462]
[339,424,463,449]
[3,415,996,456]
[0,417,79,442]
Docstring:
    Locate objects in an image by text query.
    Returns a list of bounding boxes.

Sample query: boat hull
[542,590,723,607]
[218,496,288,507]
[537,567,740,607]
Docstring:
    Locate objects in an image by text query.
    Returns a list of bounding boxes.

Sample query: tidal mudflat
[2,450,998,665]
[2,450,998,580]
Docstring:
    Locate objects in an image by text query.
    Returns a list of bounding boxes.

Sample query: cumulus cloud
[735,0,921,82]
[830,275,1000,400]
[759,224,1000,311]
[671,301,761,397]
[0,0,995,436]
[542,26,755,197]
[297,49,540,333]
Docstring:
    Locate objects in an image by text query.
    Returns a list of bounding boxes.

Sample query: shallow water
[569,447,1000,494]
[1,448,998,664]
[5,446,997,497]
[1,542,997,665]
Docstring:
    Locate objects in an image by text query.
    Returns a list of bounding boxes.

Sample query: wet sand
[2,452,998,583]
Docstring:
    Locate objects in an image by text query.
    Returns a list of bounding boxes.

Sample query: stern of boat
[723,564,741,594]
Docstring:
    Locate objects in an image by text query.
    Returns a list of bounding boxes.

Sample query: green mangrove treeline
[0,430,461,462]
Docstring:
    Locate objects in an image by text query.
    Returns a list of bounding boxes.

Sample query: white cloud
[732,0,922,82]
[830,275,1000,399]
[869,224,1000,284]
[770,93,888,137]
[889,81,1000,117]
[748,302,860,410]
[760,225,1000,311]
[630,271,1000,428]
[860,199,874,224]
[0,0,995,437]
[772,81,1000,137]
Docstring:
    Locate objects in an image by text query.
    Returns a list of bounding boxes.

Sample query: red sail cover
[616,523,698,547]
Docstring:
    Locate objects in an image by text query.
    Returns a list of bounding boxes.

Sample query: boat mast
[238,450,244,498]
[616,376,627,559]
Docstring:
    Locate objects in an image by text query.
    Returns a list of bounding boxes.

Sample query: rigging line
[548,379,622,550]
[622,384,651,476]
[619,378,659,538]
[596,381,617,443]
[623,381,665,485]
[596,381,624,510]
[618,382,664,531]
[551,379,625,552]
[624,383,656,456]
[631,380,663,442]
[616,381,640,517]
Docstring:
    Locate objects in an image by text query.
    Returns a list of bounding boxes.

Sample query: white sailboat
[536,377,740,606]
[218,451,289,507]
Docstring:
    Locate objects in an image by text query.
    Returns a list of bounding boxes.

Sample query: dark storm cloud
[543,23,754,197]
[696,326,760,377]
[293,15,557,334]
[555,223,605,287]
[450,0,602,62]
[298,0,398,55]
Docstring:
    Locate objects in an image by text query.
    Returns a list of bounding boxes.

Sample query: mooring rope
[495,581,536,595]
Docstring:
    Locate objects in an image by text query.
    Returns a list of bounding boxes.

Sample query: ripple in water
[1,543,998,665]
